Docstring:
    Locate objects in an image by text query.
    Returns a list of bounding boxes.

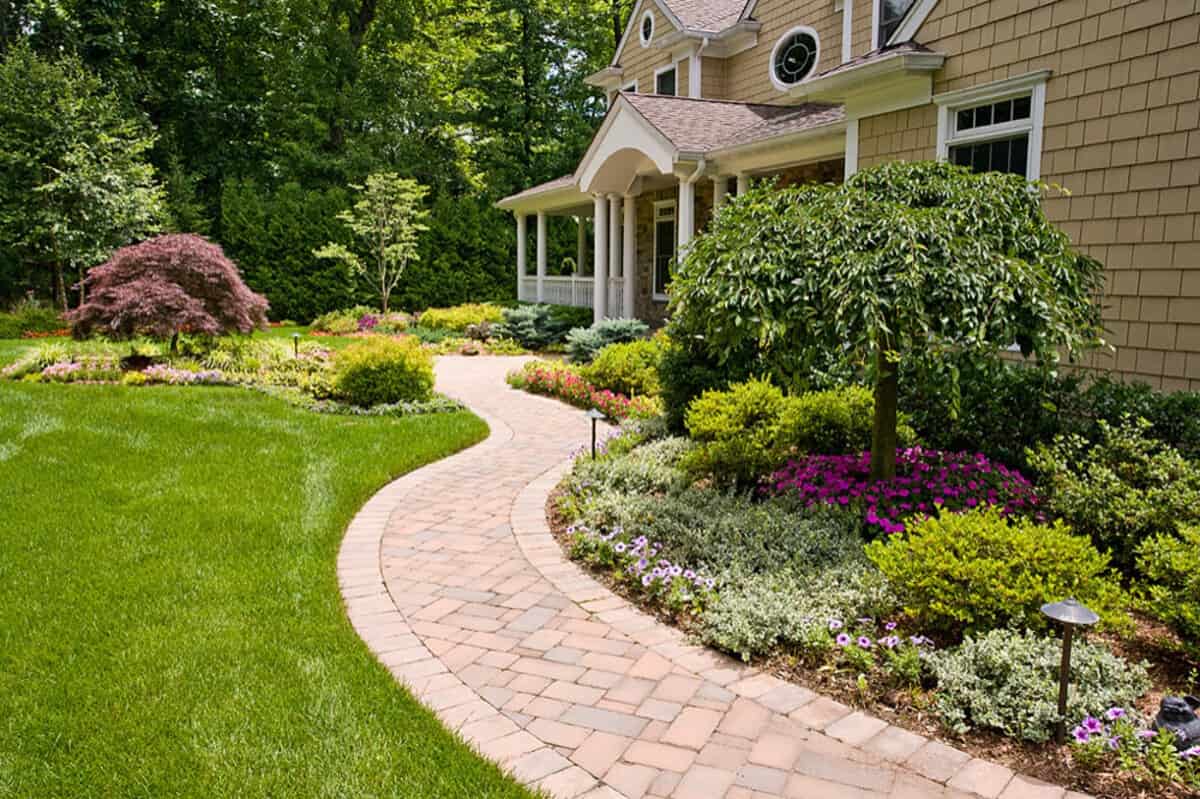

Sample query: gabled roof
[621,93,844,153]
[664,0,748,33]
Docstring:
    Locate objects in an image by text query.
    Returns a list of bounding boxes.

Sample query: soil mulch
[546,487,1199,799]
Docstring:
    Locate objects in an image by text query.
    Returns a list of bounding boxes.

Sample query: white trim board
[888,0,940,46]
[934,70,1051,181]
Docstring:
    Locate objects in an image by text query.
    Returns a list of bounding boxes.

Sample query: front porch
[498,94,848,325]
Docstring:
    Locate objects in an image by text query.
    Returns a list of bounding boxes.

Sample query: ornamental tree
[668,161,1105,480]
[314,173,429,313]
[67,234,269,350]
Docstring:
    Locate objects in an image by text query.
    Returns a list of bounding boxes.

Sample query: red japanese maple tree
[68,234,269,348]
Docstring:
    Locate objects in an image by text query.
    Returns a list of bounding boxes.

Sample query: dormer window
[655,65,676,96]
[770,28,819,90]
[639,11,654,47]
[878,0,918,46]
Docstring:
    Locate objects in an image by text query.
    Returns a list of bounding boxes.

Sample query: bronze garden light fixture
[1041,597,1100,745]
[585,408,606,459]
[292,332,300,357]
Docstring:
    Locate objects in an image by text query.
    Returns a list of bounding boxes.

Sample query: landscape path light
[292,332,300,357]
[1041,597,1100,744]
[585,408,606,459]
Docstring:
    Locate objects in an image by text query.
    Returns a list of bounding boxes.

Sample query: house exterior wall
[852,0,1200,390]
[615,3,688,96]
[726,0,845,103]
[702,56,728,99]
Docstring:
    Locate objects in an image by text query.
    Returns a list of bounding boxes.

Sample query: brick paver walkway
[337,356,1088,799]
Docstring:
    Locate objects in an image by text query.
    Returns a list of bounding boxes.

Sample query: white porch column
[516,213,527,300]
[622,194,636,319]
[593,195,608,322]
[678,177,695,252]
[535,211,547,302]
[608,195,621,316]
[576,216,587,275]
[736,173,749,195]
[845,118,860,181]
[712,175,727,214]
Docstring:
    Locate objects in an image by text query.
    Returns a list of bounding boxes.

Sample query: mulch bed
[545,487,1198,799]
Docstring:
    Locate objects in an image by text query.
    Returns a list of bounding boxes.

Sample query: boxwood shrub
[332,336,434,406]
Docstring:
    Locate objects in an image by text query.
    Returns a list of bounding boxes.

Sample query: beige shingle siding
[725,0,845,102]
[856,0,1200,390]
[702,56,728,98]
[616,4,682,94]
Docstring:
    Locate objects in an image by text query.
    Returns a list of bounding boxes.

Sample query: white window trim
[653,63,678,96]
[888,0,939,46]
[639,10,654,47]
[871,0,881,51]
[934,71,1050,181]
[652,199,676,300]
[621,80,638,94]
[768,26,821,93]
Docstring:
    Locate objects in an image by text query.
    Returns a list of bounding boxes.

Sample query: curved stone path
[338,356,1087,799]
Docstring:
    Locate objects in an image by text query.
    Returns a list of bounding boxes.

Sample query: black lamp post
[1041,597,1100,744]
[585,409,606,458]
[292,332,300,357]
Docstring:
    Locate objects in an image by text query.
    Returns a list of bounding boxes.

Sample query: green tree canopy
[668,161,1106,479]
[0,42,165,307]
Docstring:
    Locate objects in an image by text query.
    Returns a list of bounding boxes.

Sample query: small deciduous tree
[669,161,1105,480]
[67,234,269,351]
[315,173,429,313]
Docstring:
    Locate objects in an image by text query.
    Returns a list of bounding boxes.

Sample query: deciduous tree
[315,173,429,313]
[669,161,1105,480]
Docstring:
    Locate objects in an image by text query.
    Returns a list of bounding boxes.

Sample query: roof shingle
[663,0,747,33]
[621,93,844,152]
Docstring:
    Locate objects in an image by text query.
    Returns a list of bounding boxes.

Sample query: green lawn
[0,382,534,798]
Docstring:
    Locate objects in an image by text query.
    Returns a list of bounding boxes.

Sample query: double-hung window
[935,72,1048,181]
[652,201,676,300]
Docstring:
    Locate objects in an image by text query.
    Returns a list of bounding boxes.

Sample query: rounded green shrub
[779,385,915,456]
[866,507,1128,637]
[929,628,1150,743]
[416,303,504,332]
[332,337,434,407]
[1137,525,1200,648]
[581,338,662,397]
[681,378,787,488]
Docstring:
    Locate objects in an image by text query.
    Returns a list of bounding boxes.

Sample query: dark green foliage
[220,181,363,323]
[1027,418,1200,573]
[1137,525,1200,648]
[780,385,913,456]
[657,340,754,433]
[669,161,1105,478]
[332,337,434,407]
[866,508,1128,637]
[0,302,63,338]
[565,318,649,363]
[901,359,1200,469]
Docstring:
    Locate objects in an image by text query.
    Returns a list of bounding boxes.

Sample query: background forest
[0,0,629,321]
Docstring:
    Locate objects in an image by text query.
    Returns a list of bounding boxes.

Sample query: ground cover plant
[0,382,538,799]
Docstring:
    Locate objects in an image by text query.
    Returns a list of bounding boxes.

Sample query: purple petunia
[857,636,873,649]
[835,633,852,647]
[828,619,844,631]
[1082,717,1104,734]
[1104,707,1126,721]
[1072,726,1091,743]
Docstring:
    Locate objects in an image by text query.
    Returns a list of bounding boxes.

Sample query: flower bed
[506,359,659,420]
[768,447,1039,535]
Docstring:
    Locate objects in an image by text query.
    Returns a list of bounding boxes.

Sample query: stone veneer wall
[857,0,1200,391]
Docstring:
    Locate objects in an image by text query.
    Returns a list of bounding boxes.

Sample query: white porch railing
[517,275,629,319]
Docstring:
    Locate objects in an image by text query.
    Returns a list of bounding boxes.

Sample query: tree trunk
[52,261,67,310]
[870,337,899,482]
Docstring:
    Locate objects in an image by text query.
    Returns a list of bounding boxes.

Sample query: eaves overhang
[787,49,945,103]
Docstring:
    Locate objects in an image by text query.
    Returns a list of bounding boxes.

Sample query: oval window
[772,30,819,87]
[640,12,654,46]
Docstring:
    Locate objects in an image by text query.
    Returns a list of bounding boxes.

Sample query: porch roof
[622,94,844,154]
